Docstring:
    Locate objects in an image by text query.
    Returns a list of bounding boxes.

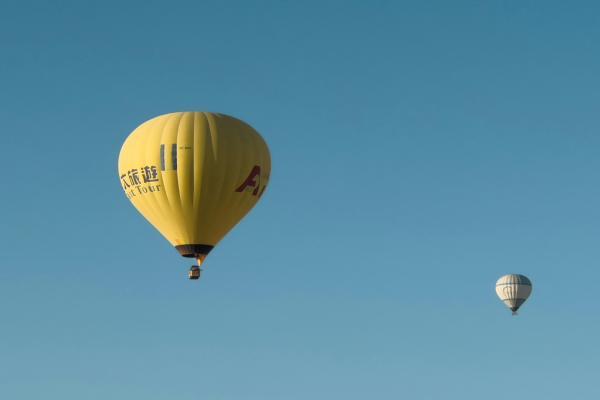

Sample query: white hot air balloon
[495,274,532,315]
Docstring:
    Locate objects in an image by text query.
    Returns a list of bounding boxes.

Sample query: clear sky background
[1,1,600,399]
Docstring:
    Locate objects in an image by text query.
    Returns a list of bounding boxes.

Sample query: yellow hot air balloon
[118,112,271,278]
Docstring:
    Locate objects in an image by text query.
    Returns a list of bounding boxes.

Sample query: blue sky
[1,1,600,398]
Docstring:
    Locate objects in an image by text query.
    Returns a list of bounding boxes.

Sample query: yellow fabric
[118,112,271,251]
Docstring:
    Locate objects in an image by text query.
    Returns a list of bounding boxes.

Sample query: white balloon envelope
[496,274,532,315]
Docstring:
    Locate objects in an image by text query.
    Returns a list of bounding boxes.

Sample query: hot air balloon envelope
[118,112,271,268]
[495,274,532,315]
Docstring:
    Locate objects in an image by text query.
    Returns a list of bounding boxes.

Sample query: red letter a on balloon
[235,165,261,196]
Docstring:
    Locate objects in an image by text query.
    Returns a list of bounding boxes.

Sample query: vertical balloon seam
[171,112,190,243]
[196,111,215,243]
[226,119,256,239]
[176,112,194,236]
[174,113,188,225]
[216,116,252,244]
[198,112,221,243]
[134,115,168,238]
[161,113,188,244]
[225,121,250,230]
[149,114,182,244]
[213,114,245,243]
[196,112,222,243]
[178,112,195,230]
[208,112,220,160]
[150,117,176,242]
[205,113,237,244]
[175,113,187,240]
[195,112,214,242]
[155,113,180,244]
[191,112,204,240]
[190,113,197,230]
[177,112,195,244]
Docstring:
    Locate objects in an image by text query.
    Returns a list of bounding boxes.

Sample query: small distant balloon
[495,274,532,315]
